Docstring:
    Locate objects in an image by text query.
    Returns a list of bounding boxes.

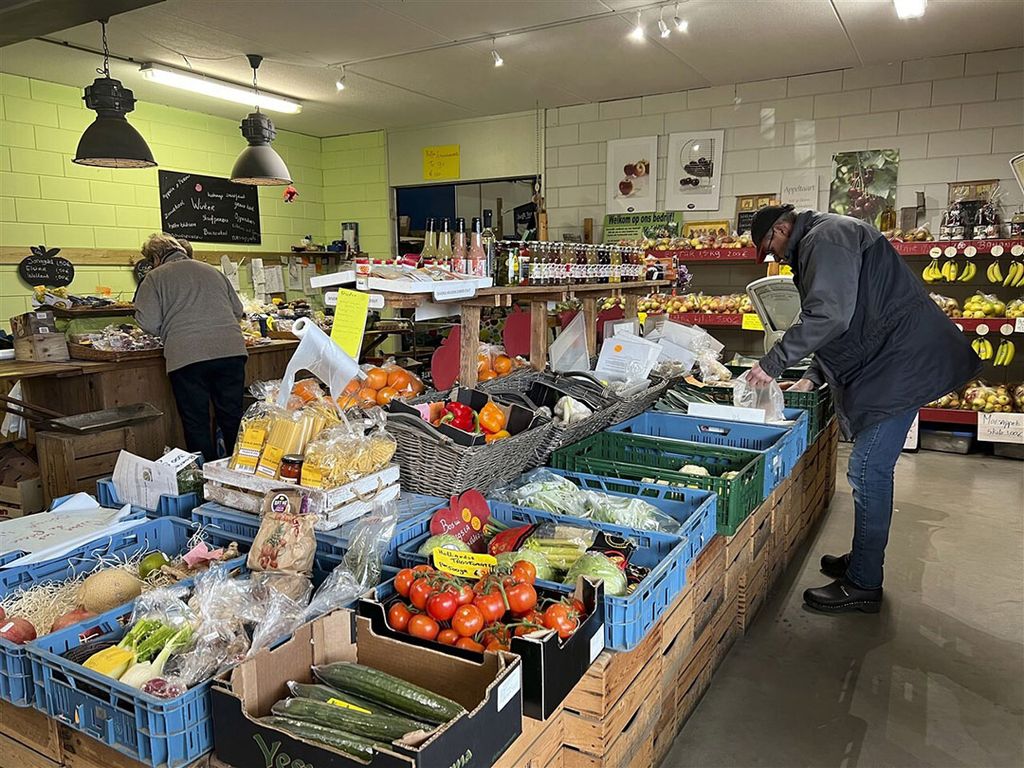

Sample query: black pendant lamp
[73,19,156,168]
[230,54,291,185]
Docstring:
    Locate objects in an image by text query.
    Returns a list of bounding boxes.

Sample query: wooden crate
[563,662,659,756]
[686,533,724,585]
[494,710,564,768]
[660,583,694,655]
[563,618,662,720]
[711,596,740,671]
[14,333,69,362]
[691,569,725,642]
[749,500,772,563]
[35,425,162,505]
[562,669,660,768]
[0,732,60,768]
[0,700,63,763]
[738,549,769,632]
[724,512,754,602]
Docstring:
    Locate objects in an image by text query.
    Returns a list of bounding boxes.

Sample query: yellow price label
[741,313,765,331]
[327,698,371,715]
[423,144,460,180]
[433,548,496,579]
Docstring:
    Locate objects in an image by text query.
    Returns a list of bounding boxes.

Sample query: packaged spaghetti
[300,415,396,489]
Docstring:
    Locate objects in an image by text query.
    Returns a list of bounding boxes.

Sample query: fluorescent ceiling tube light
[893,0,926,19]
[139,63,302,114]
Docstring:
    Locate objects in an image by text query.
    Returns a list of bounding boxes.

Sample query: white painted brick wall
[544,47,1024,242]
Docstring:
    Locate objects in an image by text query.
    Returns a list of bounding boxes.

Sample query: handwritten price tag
[977,412,1024,444]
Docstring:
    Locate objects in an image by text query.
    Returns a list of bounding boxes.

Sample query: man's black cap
[751,204,795,259]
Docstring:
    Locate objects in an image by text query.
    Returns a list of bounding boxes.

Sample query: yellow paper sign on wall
[330,288,370,358]
[423,144,460,181]
[741,313,765,331]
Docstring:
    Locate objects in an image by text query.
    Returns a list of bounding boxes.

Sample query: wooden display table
[0,340,298,450]
[372,281,668,387]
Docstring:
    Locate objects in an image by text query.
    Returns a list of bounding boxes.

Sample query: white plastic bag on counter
[276,318,363,410]
[733,371,786,422]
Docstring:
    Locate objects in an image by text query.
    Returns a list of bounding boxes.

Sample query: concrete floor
[661,446,1024,768]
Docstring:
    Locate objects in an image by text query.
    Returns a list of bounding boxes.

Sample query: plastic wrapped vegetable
[581,491,680,533]
[553,396,593,425]
[563,552,628,596]
[418,534,471,557]
[493,469,588,517]
[489,521,595,571]
[495,550,556,581]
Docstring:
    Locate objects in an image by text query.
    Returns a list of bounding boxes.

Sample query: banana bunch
[923,260,971,282]
[957,261,976,282]
[994,339,1017,366]
[972,337,994,361]
[922,259,943,283]
[1002,261,1024,287]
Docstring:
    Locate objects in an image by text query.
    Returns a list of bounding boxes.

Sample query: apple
[619,179,634,196]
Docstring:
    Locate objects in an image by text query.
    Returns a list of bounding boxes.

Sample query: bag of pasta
[300,415,397,489]
[229,381,279,474]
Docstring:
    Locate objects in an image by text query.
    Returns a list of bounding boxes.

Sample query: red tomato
[511,561,537,585]
[426,591,458,622]
[455,584,475,606]
[413,565,434,573]
[387,602,412,632]
[473,592,506,624]
[485,639,510,652]
[543,603,579,640]
[408,614,440,641]
[437,629,459,646]
[409,578,435,610]
[394,569,415,598]
[506,583,537,615]
[452,604,485,637]
[570,598,586,616]
[455,636,484,652]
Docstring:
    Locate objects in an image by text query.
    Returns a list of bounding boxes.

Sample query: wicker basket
[475,365,542,394]
[608,375,670,425]
[386,412,554,496]
[528,407,619,468]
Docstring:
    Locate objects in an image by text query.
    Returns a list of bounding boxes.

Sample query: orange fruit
[376,386,400,405]
[358,387,379,405]
[365,367,388,390]
[477,352,491,372]
[478,369,498,381]
[343,378,361,395]
[337,395,359,410]
[493,355,512,375]
[388,368,413,392]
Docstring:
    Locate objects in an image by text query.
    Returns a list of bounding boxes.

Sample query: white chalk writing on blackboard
[159,170,260,245]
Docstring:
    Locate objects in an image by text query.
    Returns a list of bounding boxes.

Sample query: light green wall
[0,73,393,324]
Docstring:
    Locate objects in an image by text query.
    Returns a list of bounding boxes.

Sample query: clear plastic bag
[338,357,425,411]
[733,370,786,422]
[300,413,397,489]
[581,491,680,534]
[493,469,588,517]
[276,318,362,410]
[248,489,317,577]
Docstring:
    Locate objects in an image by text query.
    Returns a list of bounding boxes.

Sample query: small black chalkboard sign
[18,245,74,287]
[158,170,261,245]
[133,258,154,283]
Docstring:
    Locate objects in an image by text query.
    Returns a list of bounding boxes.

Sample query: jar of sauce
[280,455,304,484]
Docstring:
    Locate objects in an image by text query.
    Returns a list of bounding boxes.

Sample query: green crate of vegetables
[549,431,764,535]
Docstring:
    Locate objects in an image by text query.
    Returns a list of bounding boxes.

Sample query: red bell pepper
[440,401,476,432]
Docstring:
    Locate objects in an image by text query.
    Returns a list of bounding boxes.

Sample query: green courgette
[272,697,427,743]
[259,716,377,760]
[314,662,466,725]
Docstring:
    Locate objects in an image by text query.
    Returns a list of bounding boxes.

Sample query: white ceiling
[0,0,1021,137]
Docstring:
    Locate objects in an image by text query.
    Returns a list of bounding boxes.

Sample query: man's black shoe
[803,578,882,614]
[820,552,850,579]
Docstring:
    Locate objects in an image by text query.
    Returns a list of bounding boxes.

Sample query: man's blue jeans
[845,408,919,590]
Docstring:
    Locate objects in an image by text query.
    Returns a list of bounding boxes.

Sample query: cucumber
[260,716,377,760]
[272,697,427,743]
[287,682,429,726]
[314,662,465,725]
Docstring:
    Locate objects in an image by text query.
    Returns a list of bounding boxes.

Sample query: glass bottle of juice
[468,217,486,277]
[452,217,468,273]
[419,218,438,267]
[610,246,622,284]
[481,210,496,277]
[437,218,454,269]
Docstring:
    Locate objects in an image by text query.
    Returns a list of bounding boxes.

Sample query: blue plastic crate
[97,476,201,519]
[607,410,806,497]
[397,501,686,652]
[191,491,442,567]
[0,517,241,708]
[30,602,214,768]
[543,469,717,573]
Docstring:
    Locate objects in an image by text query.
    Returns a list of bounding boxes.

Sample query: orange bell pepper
[485,429,511,443]
[478,402,507,434]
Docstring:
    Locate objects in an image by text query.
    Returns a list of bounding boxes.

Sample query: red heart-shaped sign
[429,490,492,553]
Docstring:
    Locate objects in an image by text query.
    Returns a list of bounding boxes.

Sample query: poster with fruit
[828,149,899,229]
[665,131,724,212]
[606,136,658,213]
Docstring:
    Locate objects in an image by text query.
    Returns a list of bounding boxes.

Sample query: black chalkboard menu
[18,245,74,287]
[158,170,261,244]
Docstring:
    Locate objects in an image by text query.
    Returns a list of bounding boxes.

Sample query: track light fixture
[491,41,503,67]
[630,10,645,41]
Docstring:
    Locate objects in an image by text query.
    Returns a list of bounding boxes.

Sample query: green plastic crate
[549,431,765,535]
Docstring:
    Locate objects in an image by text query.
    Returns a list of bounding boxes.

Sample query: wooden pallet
[562,618,662,720]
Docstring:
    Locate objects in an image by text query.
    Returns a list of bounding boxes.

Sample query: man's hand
[745,363,775,389]
[788,377,816,392]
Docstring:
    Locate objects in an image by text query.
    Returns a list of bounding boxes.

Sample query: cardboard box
[212,611,524,768]
[10,310,57,339]
[361,578,605,721]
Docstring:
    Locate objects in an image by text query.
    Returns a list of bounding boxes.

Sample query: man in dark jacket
[745,205,980,613]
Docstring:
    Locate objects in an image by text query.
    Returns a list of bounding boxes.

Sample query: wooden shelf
[894,238,1024,257]
[951,317,1021,334]
[376,280,668,309]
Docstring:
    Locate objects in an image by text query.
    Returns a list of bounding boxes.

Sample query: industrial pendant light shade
[73,19,156,168]
[230,54,291,185]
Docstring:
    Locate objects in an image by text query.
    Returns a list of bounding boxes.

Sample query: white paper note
[112,450,180,510]
[287,257,303,290]
[221,255,240,291]
[0,506,139,567]
[266,265,285,294]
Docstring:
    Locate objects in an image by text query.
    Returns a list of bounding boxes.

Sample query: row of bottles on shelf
[413,216,648,287]
[493,241,646,287]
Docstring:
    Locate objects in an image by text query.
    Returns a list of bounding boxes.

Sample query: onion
[0,617,38,644]
[50,609,97,633]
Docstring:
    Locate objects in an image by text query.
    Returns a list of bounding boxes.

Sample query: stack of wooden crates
[10,310,69,362]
